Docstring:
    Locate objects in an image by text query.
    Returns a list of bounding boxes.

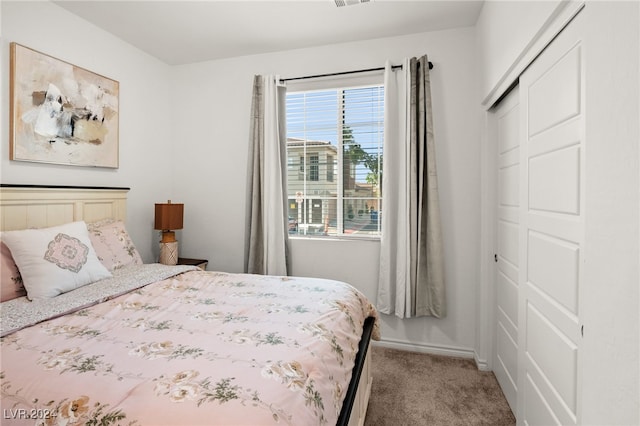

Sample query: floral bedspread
[0,267,379,425]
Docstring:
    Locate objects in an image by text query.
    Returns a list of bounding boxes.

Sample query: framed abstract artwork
[9,43,119,168]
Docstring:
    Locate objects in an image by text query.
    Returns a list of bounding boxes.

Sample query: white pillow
[1,221,112,300]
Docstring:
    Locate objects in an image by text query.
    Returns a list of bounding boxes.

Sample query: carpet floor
[364,346,516,426]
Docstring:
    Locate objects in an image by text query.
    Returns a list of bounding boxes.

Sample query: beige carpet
[364,346,516,426]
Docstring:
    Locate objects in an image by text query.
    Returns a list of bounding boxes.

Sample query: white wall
[475,0,561,102]
[580,2,639,424]
[171,28,482,355]
[0,1,174,263]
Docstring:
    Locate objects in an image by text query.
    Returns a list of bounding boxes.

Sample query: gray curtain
[409,56,446,317]
[244,75,289,276]
[377,55,445,318]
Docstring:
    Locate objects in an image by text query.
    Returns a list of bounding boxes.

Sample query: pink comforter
[0,268,379,425]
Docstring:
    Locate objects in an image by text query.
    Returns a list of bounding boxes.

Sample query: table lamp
[154,200,184,265]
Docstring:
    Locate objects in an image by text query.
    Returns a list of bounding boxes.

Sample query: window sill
[289,234,381,242]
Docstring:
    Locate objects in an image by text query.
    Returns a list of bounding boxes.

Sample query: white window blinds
[286,84,384,237]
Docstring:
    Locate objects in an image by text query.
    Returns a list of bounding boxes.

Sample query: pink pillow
[0,241,26,302]
[87,220,143,271]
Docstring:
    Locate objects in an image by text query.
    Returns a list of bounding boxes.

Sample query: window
[298,155,304,179]
[309,154,319,181]
[286,84,384,237]
[326,154,334,182]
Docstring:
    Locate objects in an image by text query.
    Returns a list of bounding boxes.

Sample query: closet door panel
[528,145,581,215]
[499,220,519,267]
[527,46,581,137]
[493,87,520,414]
[497,271,518,333]
[518,11,585,426]
[523,375,562,426]
[525,301,578,412]
[496,317,518,406]
[527,231,580,313]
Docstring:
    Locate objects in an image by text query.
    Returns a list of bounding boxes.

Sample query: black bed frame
[336,316,375,426]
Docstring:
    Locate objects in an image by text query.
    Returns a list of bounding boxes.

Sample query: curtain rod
[280,61,433,83]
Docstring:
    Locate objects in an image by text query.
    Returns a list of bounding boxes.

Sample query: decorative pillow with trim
[0,240,26,302]
[87,219,143,271]
[1,221,112,300]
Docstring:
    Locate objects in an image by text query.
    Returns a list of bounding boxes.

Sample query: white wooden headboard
[0,185,129,232]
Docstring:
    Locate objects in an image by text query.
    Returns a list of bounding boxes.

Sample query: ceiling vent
[335,0,371,7]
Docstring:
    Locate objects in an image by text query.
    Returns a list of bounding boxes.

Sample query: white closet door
[517,11,585,426]
[493,86,520,413]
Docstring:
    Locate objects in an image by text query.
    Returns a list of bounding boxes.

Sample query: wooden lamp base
[160,230,177,243]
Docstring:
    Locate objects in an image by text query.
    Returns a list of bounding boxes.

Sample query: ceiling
[53,0,484,65]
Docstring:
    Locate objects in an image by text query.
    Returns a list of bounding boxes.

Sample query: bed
[0,185,379,426]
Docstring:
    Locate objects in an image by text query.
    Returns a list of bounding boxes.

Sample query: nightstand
[177,257,208,270]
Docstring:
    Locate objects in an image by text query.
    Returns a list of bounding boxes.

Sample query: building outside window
[286,84,383,237]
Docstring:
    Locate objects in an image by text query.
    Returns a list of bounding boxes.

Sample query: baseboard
[474,351,491,372]
[373,338,475,359]
[373,338,493,372]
